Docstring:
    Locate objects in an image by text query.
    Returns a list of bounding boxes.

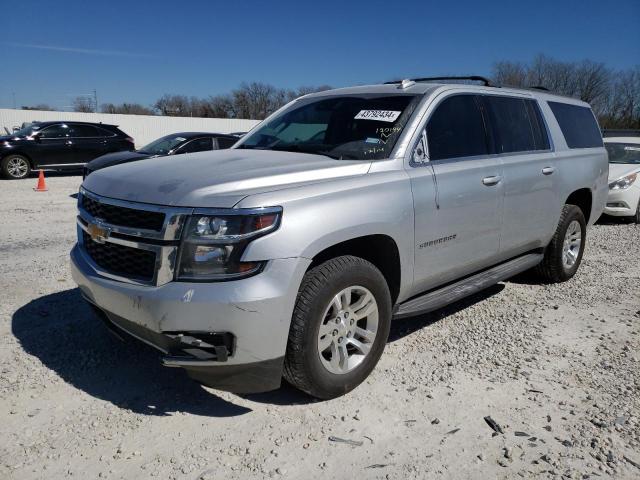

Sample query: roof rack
[385,76,495,87]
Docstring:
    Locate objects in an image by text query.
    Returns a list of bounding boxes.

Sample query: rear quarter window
[548,101,603,149]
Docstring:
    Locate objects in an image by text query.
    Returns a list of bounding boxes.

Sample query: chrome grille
[82,232,156,281]
[81,195,165,231]
[77,188,191,286]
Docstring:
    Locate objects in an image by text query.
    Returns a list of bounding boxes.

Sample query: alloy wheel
[562,220,582,269]
[7,157,29,178]
[317,285,379,374]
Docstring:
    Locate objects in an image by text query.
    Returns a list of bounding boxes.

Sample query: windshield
[140,135,187,155]
[606,142,640,164]
[12,124,39,137]
[237,94,420,160]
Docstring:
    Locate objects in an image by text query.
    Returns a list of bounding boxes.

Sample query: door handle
[482,175,502,186]
[542,166,555,175]
[65,140,74,146]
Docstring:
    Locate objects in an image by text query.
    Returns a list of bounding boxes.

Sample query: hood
[82,149,371,208]
[87,151,150,172]
[608,163,640,181]
[0,135,27,143]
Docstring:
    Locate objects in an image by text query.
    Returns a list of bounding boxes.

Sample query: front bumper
[604,184,640,217]
[71,244,310,393]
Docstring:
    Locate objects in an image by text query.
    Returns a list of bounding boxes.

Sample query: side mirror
[31,133,42,142]
[412,131,428,164]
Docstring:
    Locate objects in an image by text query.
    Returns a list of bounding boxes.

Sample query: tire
[633,199,640,224]
[1,155,31,179]
[283,255,392,399]
[535,204,586,283]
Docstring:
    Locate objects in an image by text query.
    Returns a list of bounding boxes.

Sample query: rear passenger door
[69,124,107,164]
[483,95,558,257]
[409,93,504,294]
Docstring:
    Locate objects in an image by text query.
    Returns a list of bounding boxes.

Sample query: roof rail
[529,85,549,91]
[385,76,495,87]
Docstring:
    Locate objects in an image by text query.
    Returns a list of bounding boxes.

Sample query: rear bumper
[71,244,310,393]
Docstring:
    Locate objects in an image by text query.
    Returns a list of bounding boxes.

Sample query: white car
[603,131,640,223]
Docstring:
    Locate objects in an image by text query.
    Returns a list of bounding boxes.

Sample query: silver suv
[71,77,608,399]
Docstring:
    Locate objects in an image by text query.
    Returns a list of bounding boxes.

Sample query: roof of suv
[170,132,239,139]
[31,120,120,128]
[304,81,588,106]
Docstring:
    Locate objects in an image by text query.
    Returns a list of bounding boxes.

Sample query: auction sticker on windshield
[354,110,401,122]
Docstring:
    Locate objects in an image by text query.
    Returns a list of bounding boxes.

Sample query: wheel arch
[307,234,402,305]
[565,188,593,224]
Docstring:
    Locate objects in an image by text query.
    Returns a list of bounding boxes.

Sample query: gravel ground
[1,174,639,480]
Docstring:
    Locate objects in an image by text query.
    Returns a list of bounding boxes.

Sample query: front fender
[237,169,415,301]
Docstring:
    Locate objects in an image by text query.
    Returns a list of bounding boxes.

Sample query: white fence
[0,109,261,148]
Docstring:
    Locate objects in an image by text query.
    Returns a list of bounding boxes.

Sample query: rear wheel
[283,256,391,399]
[535,204,586,283]
[1,155,31,179]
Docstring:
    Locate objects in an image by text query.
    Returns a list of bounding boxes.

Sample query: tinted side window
[96,127,116,137]
[39,124,71,138]
[216,137,237,149]
[525,100,550,150]
[548,101,603,149]
[486,96,536,153]
[427,95,488,160]
[176,137,213,154]
[70,125,99,137]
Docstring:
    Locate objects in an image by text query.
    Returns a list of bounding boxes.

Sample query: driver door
[408,93,504,294]
[32,123,77,167]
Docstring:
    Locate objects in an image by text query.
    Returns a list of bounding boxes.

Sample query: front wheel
[535,204,586,283]
[1,155,31,179]
[283,256,391,399]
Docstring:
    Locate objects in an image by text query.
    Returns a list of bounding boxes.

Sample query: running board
[393,253,543,320]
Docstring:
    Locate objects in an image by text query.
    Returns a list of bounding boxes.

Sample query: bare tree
[101,103,154,115]
[21,104,54,111]
[491,61,527,87]
[232,82,279,119]
[492,54,639,128]
[72,96,95,113]
[153,94,192,116]
[600,68,640,129]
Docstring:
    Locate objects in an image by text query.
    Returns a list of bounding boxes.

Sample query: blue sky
[1,0,638,110]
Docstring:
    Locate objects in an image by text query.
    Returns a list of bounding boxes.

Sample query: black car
[83,132,238,177]
[0,121,134,179]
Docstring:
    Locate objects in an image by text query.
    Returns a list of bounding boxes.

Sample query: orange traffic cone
[34,169,48,192]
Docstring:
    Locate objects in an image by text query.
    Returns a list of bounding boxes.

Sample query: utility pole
[12,92,16,109]
[93,89,98,113]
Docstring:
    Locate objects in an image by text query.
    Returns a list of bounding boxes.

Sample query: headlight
[176,208,281,281]
[609,173,637,190]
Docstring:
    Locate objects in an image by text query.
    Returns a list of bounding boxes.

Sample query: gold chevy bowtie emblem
[87,220,110,244]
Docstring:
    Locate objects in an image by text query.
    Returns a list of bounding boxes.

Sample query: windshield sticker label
[624,146,640,152]
[365,137,381,144]
[355,110,401,123]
